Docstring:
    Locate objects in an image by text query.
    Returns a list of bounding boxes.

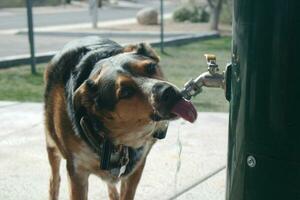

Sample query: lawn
[0,37,231,112]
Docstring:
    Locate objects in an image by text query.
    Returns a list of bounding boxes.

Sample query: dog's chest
[72,136,154,182]
[113,123,156,148]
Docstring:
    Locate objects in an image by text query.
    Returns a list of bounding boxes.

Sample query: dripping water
[174,121,184,199]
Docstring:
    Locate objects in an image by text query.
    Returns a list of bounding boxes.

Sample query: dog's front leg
[66,160,90,200]
[107,184,119,200]
[120,160,146,200]
[47,146,61,200]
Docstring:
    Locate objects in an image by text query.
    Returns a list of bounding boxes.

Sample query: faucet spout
[181,54,228,100]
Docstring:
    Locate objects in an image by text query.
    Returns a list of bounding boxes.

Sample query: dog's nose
[152,83,180,106]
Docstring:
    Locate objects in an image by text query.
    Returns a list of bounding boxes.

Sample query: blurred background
[0,1,232,199]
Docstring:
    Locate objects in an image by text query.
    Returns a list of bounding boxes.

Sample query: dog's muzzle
[151,82,197,123]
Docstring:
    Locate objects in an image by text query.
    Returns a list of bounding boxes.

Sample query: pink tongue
[171,98,197,123]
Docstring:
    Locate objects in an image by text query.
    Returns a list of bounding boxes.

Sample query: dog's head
[73,43,196,146]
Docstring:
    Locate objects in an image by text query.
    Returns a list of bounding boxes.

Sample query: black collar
[79,115,167,177]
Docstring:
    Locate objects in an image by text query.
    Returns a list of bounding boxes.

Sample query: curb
[0,32,219,69]
[17,31,187,38]
[150,32,219,47]
[0,51,56,69]
[0,14,173,35]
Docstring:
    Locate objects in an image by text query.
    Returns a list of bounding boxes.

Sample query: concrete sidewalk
[2,29,211,58]
[0,26,217,58]
[0,0,218,59]
[0,0,180,59]
[0,101,228,200]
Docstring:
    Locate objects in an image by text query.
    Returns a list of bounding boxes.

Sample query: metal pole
[26,0,36,74]
[226,0,300,199]
[160,0,164,53]
[89,0,98,28]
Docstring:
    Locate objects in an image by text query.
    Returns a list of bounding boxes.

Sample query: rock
[136,7,159,25]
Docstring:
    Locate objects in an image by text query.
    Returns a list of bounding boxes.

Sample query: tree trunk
[208,0,223,30]
[210,7,221,30]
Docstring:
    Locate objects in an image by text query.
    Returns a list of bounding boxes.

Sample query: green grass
[0,37,231,112]
[0,65,45,102]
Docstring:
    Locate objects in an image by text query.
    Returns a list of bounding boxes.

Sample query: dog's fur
[44,37,181,200]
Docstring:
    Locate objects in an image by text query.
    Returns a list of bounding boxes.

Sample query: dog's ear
[73,79,98,112]
[136,43,160,62]
[123,43,160,62]
[123,44,138,53]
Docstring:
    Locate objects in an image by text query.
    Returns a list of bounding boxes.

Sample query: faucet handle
[204,54,216,62]
[204,54,219,74]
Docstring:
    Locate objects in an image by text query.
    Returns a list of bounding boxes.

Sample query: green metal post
[226,0,300,199]
[160,0,164,53]
[26,0,36,74]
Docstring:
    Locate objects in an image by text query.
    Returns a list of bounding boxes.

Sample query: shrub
[173,6,193,22]
[173,5,210,23]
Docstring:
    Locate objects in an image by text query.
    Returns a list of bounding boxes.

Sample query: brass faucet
[181,54,229,100]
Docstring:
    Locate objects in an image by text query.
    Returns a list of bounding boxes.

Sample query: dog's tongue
[171,98,197,123]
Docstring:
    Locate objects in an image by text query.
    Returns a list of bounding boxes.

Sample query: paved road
[0,8,139,30]
[0,101,228,200]
[0,0,180,58]
[0,32,190,57]
[0,0,177,30]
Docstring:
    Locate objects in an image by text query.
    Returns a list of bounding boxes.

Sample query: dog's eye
[145,63,156,76]
[119,86,135,99]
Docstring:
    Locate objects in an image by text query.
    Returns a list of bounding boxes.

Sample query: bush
[173,5,210,23]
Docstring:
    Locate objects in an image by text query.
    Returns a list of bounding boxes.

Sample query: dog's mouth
[150,112,177,122]
[171,98,197,123]
[151,97,197,123]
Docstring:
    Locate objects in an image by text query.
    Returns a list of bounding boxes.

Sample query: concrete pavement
[0,0,192,59]
[0,101,228,199]
[0,30,183,57]
[0,0,176,30]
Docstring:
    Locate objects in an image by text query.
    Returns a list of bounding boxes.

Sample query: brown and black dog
[44,37,197,200]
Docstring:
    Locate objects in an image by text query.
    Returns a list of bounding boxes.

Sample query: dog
[44,37,197,200]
